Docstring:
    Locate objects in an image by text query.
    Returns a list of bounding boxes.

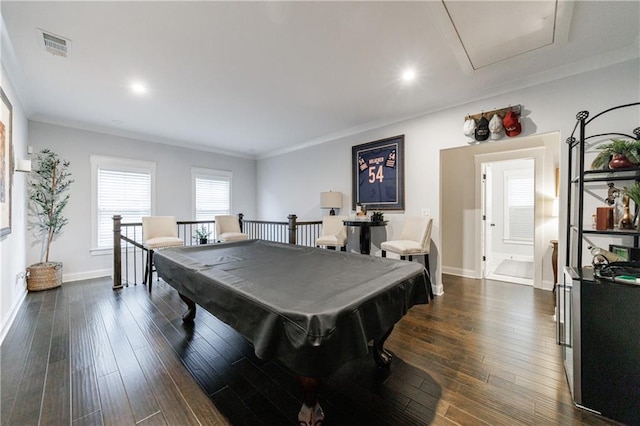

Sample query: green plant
[28,149,73,263]
[624,183,640,209]
[371,211,384,223]
[590,138,640,170]
[194,226,211,240]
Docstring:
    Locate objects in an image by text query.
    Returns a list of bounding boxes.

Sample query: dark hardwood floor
[1,274,621,425]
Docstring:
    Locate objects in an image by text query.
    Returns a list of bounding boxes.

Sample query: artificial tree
[27,149,73,290]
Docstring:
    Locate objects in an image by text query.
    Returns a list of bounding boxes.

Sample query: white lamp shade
[320,191,342,209]
[15,159,32,173]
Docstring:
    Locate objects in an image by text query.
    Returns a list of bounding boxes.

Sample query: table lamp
[320,191,342,216]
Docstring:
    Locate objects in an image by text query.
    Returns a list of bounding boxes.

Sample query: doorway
[482,159,535,285]
[439,132,560,291]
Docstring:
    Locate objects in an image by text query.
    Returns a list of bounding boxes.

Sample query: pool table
[154,239,430,424]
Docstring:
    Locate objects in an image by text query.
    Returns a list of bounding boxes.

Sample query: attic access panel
[443,0,558,70]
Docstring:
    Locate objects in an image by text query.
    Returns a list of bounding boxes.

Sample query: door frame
[474,147,545,288]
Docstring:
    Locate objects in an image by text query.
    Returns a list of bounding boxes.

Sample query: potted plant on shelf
[194,226,211,244]
[371,211,384,224]
[590,138,640,170]
[27,149,73,291]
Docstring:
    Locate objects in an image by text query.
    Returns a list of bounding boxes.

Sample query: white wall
[257,59,640,295]
[0,63,30,341]
[26,122,257,282]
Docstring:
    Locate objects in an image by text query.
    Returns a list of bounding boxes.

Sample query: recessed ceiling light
[402,68,416,82]
[130,82,147,95]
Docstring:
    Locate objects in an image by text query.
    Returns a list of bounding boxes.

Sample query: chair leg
[408,255,413,261]
[425,254,434,300]
[341,246,346,252]
[400,255,406,260]
[147,249,154,292]
[382,250,386,257]
[329,246,336,251]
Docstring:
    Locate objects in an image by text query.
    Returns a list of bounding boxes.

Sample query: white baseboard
[441,266,477,278]
[63,268,111,283]
[0,289,28,345]
[541,279,555,291]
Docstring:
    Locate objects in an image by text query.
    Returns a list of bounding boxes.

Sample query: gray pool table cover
[154,239,429,377]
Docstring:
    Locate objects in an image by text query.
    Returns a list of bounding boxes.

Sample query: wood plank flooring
[0,274,621,425]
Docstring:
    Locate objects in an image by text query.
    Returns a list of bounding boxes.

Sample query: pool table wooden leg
[297,376,324,426]
[179,293,196,322]
[373,325,394,368]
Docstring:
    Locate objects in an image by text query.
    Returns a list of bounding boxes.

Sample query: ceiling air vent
[39,29,70,57]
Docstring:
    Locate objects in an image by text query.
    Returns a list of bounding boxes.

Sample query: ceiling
[1,1,638,159]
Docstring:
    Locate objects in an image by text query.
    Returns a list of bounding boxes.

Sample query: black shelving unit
[559,102,640,425]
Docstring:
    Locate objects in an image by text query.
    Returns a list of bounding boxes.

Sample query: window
[504,170,534,242]
[91,156,156,252]
[192,168,232,220]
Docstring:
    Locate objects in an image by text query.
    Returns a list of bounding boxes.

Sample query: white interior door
[482,158,535,285]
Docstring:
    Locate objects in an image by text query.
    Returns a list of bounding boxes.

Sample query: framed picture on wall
[0,87,13,238]
[352,135,405,211]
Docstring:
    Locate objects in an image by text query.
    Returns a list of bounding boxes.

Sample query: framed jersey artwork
[352,135,405,211]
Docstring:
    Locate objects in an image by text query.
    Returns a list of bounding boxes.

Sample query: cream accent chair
[142,216,184,291]
[381,216,433,298]
[215,215,249,242]
[316,215,348,251]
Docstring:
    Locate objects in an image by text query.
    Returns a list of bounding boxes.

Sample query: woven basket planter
[27,262,62,292]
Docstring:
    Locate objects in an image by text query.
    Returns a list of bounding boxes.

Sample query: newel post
[113,215,123,289]
[238,213,244,232]
[288,214,297,245]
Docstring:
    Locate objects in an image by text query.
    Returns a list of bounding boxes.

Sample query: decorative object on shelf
[605,182,621,205]
[618,193,635,229]
[320,191,342,216]
[371,211,384,224]
[194,226,211,244]
[503,110,522,137]
[606,182,622,224]
[27,149,73,291]
[590,138,639,170]
[588,245,626,267]
[352,135,404,211]
[608,244,640,262]
[355,202,367,216]
[595,206,614,230]
[623,183,640,230]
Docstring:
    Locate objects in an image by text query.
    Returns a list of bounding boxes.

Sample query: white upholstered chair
[215,215,249,242]
[315,215,348,251]
[381,216,434,298]
[142,216,184,290]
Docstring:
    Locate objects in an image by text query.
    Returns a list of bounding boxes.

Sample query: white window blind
[505,175,534,242]
[193,168,232,221]
[91,156,155,251]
